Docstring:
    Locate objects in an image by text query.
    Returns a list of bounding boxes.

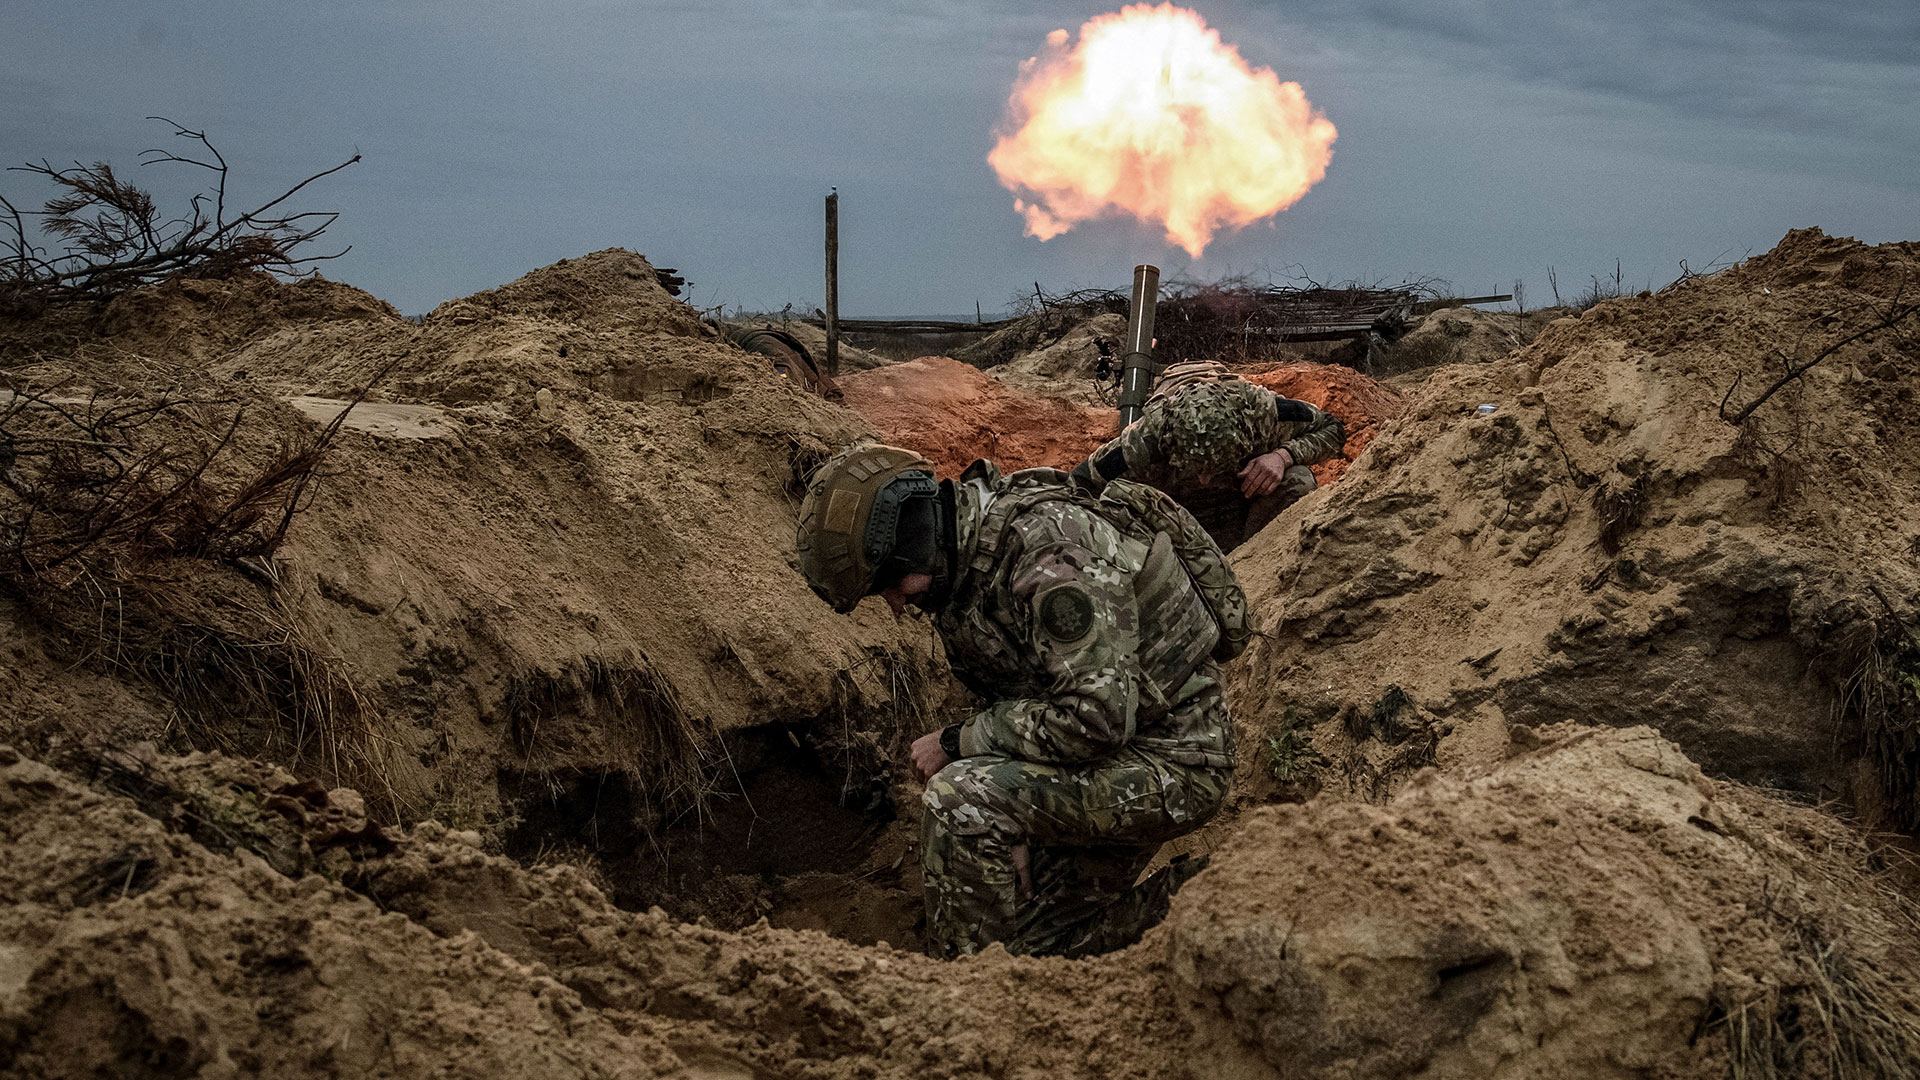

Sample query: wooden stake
[825,190,840,378]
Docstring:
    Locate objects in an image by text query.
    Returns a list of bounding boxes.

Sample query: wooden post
[824,190,840,378]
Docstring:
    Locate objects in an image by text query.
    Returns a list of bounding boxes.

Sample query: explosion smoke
[988,4,1337,257]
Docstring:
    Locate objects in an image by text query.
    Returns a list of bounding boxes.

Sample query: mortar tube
[1115,263,1160,430]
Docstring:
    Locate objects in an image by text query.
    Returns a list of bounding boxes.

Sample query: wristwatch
[938,724,962,759]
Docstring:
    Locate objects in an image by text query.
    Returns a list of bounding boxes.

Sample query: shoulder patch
[1038,586,1095,643]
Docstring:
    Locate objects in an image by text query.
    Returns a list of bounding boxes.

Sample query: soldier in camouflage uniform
[1074,358,1345,550]
[796,443,1238,959]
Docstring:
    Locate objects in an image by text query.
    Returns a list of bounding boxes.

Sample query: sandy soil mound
[7,724,1917,1079]
[986,311,1129,406]
[836,354,1114,475]
[9,233,1920,1077]
[0,252,944,920]
[1228,229,1920,818]
[2,274,403,378]
[1169,723,1920,1078]
[1378,306,1566,380]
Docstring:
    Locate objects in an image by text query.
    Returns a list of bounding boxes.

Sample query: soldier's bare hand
[1239,449,1293,498]
[910,730,952,782]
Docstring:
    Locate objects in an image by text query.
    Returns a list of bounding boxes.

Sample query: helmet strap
[920,484,959,611]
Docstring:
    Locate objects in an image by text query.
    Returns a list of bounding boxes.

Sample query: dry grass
[0,378,403,815]
[1839,629,1920,830]
[1592,469,1649,554]
[24,562,402,816]
[504,653,717,823]
[1711,777,1920,1080]
[1719,888,1920,1080]
[1370,333,1462,378]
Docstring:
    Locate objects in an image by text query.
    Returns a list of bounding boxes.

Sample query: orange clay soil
[836,352,1403,481]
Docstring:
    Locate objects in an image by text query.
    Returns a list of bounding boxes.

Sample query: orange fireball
[988,4,1337,257]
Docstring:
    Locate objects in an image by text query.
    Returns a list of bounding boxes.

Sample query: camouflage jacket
[1082,378,1344,490]
[937,466,1233,769]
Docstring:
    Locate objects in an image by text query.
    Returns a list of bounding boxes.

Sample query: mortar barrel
[1116,263,1161,429]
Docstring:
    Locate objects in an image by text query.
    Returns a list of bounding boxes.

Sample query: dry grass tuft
[1712,776,1920,1080]
[1720,904,1920,1080]
[1591,469,1648,554]
[1839,627,1920,830]
[504,653,717,821]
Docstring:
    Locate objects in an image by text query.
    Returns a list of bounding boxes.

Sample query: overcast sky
[4,1,1915,316]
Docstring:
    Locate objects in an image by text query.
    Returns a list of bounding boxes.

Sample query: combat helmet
[796,442,940,612]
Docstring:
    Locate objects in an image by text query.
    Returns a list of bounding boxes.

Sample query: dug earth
[3,230,1920,1078]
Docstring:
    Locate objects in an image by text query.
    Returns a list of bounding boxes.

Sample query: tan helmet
[796,442,938,612]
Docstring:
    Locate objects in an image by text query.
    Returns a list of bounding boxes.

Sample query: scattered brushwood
[1,117,359,314]
[0,382,345,578]
[0,379,400,814]
[955,273,1437,372]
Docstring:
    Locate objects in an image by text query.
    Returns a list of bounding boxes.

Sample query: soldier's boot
[1046,852,1212,958]
[1003,841,1162,958]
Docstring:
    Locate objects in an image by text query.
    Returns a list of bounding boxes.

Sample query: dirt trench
[498,717,926,949]
[10,234,1920,1079]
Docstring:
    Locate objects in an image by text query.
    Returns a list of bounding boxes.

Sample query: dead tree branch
[1720,283,1920,425]
[0,374,375,584]
[1,118,359,312]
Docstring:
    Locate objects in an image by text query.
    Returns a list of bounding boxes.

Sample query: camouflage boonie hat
[1158,380,1265,477]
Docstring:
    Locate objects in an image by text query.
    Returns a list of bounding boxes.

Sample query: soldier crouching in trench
[1074,358,1345,551]
[796,442,1247,959]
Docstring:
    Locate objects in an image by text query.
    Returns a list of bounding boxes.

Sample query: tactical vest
[965,468,1251,664]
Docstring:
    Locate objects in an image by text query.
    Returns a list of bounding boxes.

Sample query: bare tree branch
[0,118,360,312]
[1720,281,1920,425]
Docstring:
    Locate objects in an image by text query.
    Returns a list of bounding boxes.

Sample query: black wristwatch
[939,724,962,759]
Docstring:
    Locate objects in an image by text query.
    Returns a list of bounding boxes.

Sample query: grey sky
[3,1,1915,316]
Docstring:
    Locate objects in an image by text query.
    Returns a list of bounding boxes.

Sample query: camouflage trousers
[919,743,1230,960]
